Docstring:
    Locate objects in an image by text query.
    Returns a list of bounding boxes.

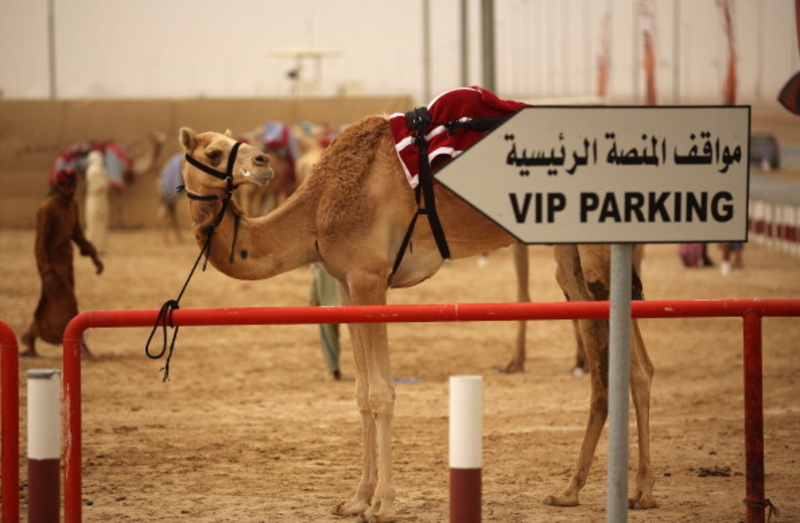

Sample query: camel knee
[368,395,395,417]
[584,275,609,302]
[589,394,609,419]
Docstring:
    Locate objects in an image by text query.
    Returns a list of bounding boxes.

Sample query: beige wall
[0,96,413,228]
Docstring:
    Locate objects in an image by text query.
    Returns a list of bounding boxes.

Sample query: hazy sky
[1,0,797,106]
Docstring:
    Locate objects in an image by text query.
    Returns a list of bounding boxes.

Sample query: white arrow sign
[435,106,750,244]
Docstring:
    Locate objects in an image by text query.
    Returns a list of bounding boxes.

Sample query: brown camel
[235,125,298,216]
[178,118,656,522]
[506,242,645,375]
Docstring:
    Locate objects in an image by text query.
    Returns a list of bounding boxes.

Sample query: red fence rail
[3,299,799,522]
[0,321,19,523]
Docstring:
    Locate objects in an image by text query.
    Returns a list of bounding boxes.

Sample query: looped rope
[145,236,211,381]
[743,497,780,522]
[145,143,242,381]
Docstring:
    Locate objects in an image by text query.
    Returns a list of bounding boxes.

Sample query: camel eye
[205,149,222,163]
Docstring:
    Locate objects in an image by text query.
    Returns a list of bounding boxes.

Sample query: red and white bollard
[449,375,482,523]
[27,369,61,523]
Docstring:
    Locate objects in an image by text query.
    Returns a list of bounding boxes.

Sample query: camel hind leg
[544,244,655,510]
[503,242,530,373]
[544,245,610,506]
[629,317,657,509]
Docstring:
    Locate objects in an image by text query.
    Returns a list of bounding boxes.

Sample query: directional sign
[435,106,750,244]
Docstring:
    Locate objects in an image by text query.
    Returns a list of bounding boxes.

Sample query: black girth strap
[391,107,450,277]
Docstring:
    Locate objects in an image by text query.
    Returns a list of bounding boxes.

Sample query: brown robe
[29,192,97,345]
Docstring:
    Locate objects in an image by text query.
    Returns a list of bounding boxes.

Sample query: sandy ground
[1,226,799,522]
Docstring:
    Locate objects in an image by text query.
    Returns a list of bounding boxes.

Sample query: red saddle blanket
[389,86,525,188]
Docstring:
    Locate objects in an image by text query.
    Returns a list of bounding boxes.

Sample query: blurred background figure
[309,263,341,380]
[21,168,104,359]
[85,150,110,254]
[158,152,185,244]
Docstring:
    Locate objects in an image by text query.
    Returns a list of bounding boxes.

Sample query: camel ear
[224,129,234,138]
[179,127,196,152]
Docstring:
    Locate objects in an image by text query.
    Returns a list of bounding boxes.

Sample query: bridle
[182,140,243,235]
[145,140,244,381]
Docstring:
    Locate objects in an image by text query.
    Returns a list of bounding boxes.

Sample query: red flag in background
[717,0,738,105]
[778,0,800,114]
[596,9,611,98]
[639,0,658,106]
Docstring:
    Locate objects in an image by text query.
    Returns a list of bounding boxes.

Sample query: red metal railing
[4,299,799,522]
[0,321,19,523]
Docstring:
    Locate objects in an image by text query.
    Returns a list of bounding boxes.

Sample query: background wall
[0,95,413,228]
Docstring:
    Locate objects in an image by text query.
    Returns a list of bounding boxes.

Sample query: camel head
[179,127,274,197]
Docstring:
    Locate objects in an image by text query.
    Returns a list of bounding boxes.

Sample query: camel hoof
[500,361,525,374]
[358,500,397,523]
[629,497,658,510]
[334,499,369,518]
[542,493,579,507]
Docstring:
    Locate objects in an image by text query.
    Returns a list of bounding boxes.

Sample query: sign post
[436,106,750,522]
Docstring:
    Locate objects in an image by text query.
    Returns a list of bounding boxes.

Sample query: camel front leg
[335,324,378,517]
[352,320,396,522]
[338,273,397,522]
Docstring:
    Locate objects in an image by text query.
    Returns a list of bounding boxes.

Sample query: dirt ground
[1,225,799,523]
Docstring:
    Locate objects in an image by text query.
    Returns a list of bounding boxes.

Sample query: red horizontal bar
[62,298,800,523]
[63,299,800,341]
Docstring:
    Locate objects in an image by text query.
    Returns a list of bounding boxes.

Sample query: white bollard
[449,375,482,523]
[27,369,61,523]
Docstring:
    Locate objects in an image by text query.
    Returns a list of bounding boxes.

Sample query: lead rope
[144,233,213,382]
[145,144,241,381]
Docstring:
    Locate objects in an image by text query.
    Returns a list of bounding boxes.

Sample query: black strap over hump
[391,107,451,278]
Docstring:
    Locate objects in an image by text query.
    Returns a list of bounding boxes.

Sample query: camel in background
[54,131,166,228]
[235,122,300,216]
[178,119,655,521]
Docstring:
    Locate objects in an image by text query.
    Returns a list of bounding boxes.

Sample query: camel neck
[188,190,318,281]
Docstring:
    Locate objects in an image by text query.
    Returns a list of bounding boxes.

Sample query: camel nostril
[255,154,270,166]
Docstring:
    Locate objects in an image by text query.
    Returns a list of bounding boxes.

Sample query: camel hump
[312,115,392,184]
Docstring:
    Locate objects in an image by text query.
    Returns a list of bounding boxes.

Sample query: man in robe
[20,168,104,358]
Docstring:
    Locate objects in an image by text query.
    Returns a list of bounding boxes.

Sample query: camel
[506,242,645,375]
[54,131,167,228]
[178,118,656,521]
[235,123,299,216]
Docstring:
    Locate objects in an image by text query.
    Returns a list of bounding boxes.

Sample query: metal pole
[47,0,57,99]
[481,0,496,92]
[743,310,766,523]
[607,243,632,523]
[423,0,432,102]
[673,0,681,104]
[633,2,640,104]
[461,0,469,87]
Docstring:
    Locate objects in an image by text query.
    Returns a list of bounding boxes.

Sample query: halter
[145,140,244,381]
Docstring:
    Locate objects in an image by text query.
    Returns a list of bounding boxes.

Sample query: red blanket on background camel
[389,86,526,188]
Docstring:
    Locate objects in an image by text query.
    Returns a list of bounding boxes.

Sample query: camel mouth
[240,167,274,186]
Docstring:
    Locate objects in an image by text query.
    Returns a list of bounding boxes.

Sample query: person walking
[20,168,104,358]
[309,263,341,380]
